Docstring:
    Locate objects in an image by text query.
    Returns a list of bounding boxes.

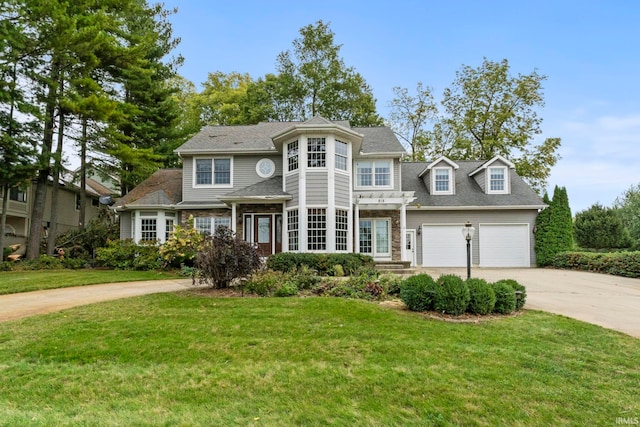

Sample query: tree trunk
[26,64,58,260]
[47,104,65,255]
[0,185,9,262]
[79,118,88,230]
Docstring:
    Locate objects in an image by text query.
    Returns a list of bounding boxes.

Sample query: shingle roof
[221,176,290,199]
[116,169,182,208]
[355,126,405,155]
[175,117,405,155]
[402,161,545,208]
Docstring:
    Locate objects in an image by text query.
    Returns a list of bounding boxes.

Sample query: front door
[255,215,272,256]
[404,230,417,267]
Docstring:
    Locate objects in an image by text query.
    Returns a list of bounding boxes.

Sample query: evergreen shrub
[400,273,437,311]
[434,274,470,315]
[466,278,496,315]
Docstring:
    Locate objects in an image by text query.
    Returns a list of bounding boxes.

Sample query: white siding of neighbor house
[406,209,539,266]
[120,211,132,239]
[182,154,282,202]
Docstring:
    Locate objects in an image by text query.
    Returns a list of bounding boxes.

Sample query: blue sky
[164,0,640,213]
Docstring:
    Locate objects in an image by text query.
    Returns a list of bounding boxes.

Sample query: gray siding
[120,211,132,239]
[473,170,486,192]
[285,173,299,205]
[393,159,401,191]
[182,154,282,202]
[406,209,539,266]
[306,171,328,205]
[335,173,350,206]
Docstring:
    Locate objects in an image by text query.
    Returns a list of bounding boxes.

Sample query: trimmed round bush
[435,274,470,315]
[498,279,527,310]
[492,281,517,314]
[466,278,496,315]
[400,274,437,311]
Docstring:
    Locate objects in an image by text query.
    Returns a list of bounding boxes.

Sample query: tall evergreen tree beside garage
[535,186,573,266]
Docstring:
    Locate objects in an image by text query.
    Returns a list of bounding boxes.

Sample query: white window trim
[354,160,393,190]
[256,158,275,178]
[306,137,328,170]
[306,206,327,252]
[335,140,350,174]
[432,167,454,195]
[487,166,509,194]
[193,156,233,188]
[358,217,392,259]
[286,140,300,174]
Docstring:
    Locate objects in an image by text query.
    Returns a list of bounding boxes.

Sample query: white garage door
[422,225,468,267]
[480,224,530,267]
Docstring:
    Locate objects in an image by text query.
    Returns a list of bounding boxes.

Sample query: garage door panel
[480,224,529,267]
[422,225,467,267]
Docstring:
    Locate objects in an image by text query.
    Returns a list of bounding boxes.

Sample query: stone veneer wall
[358,209,401,261]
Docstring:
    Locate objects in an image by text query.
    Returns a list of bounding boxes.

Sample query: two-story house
[115,116,545,267]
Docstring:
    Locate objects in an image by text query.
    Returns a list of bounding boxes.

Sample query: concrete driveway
[0,270,638,338]
[420,267,640,338]
[0,279,193,322]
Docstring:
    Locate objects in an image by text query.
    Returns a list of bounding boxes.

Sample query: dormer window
[433,167,453,194]
[488,166,507,194]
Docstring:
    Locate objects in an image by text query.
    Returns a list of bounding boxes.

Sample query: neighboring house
[1,177,112,250]
[114,116,545,267]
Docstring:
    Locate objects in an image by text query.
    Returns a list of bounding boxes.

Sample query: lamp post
[461,221,476,279]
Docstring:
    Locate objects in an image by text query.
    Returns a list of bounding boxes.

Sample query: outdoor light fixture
[461,221,476,279]
[417,225,421,236]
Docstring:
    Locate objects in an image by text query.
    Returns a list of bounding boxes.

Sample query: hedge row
[551,251,640,278]
[400,274,526,316]
[266,252,375,276]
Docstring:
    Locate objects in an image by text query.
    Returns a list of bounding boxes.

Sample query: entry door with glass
[254,215,272,256]
[359,219,391,259]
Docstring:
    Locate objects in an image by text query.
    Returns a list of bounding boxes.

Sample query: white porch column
[400,201,407,262]
[354,201,360,253]
[282,202,288,252]
[231,203,237,233]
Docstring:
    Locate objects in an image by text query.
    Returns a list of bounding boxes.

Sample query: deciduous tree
[614,184,640,249]
[413,58,560,193]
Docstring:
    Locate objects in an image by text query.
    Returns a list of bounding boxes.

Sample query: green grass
[0,270,178,295]
[0,294,638,426]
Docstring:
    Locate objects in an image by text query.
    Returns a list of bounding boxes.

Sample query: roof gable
[115,169,182,208]
[418,156,460,178]
[469,155,515,177]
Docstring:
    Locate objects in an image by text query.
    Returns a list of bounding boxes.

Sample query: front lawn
[0,270,178,295]
[0,294,638,425]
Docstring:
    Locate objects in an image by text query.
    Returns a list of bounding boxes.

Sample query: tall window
[141,218,157,241]
[434,168,451,193]
[9,188,26,202]
[356,161,391,187]
[195,158,231,186]
[489,167,506,193]
[307,208,326,251]
[287,140,299,172]
[165,218,174,241]
[335,140,348,171]
[335,209,349,251]
[307,137,326,168]
[287,210,299,251]
[359,219,390,257]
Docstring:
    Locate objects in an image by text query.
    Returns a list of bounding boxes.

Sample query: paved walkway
[0,279,193,322]
[0,270,639,338]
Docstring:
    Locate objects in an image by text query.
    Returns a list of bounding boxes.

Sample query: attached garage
[479,224,530,267]
[422,224,468,267]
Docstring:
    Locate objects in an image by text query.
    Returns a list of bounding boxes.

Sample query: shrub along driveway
[1,269,639,338]
[422,267,640,338]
